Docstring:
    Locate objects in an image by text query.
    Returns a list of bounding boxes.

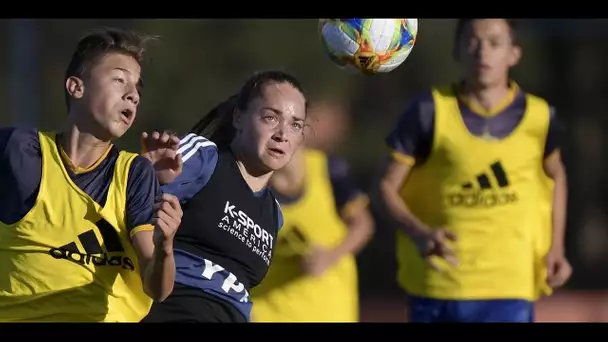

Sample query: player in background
[375,18,572,322]
[140,70,308,323]
[250,103,374,323]
[0,28,184,322]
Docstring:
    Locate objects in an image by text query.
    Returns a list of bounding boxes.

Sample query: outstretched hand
[141,131,183,185]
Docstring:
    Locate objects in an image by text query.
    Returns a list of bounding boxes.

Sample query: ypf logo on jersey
[48,219,135,271]
[446,161,518,208]
[217,201,274,266]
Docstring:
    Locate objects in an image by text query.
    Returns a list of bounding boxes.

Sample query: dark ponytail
[190,94,238,146]
[189,70,307,146]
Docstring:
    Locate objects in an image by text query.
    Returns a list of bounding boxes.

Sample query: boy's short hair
[455,19,518,44]
[64,28,158,109]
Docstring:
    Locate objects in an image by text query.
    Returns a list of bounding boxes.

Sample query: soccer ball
[319,19,418,74]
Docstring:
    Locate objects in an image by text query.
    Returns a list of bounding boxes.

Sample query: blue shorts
[408,296,534,323]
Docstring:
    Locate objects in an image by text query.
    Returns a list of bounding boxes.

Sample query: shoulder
[160,133,220,202]
[178,133,218,162]
[125,155,159,232]
[326,154,350,177]
[548,104,557,120]
[522,91,559,123]
[395,88,438,128]
[271,195,284,231]
[128,155,155,176]
[126,155,158,200]
[405,89,436,115]
[0,127,43,225]
[303,149,350,180]
[0,126,42,168]
[385,88,437,158]
[0,126,41,154]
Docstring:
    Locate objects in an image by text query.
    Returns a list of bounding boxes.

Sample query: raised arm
[125,156,180,302]
[160,133,218,202]
[129,132,219,301]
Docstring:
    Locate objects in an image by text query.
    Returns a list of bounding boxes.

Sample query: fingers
[425,229,459,270]
[437,238,456,256]
[548,260,572,288]
[155,194,183,222]
[142,131,180,147]
[425,252,458,272]
[443,254,459,267]
[159,131,171,145]
[140,132,149,153]
[153,216,170,232]
[169,135,181,148]
[141,131,160,153]
[546,259,556,279]
[548,274,565,288]
[426,257,442,272]
[433,229,458,265]
[157,193,183,215]
[154,209,179,230]
[442,230,458,242]
[175,153,183,172]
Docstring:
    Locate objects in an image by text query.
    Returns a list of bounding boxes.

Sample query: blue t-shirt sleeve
[125,156,161,233]
[0,126,43,225]
[384,90,436,165]
[275,199,284,231]
[161,133,219,202]
[544,106,563,158]
[327,155,365,211]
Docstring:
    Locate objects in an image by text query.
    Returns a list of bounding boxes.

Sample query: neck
[230,141,272,193]
[460,79,511,112]
[269,150,306,196]
[60,118,112,170]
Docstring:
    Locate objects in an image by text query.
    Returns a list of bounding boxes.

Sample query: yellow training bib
[251,149,358,322]
[0,131,152,322]
[396,85,551,301]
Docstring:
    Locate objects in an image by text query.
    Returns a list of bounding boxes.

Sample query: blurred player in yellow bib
[250,112,374,322]
[376,18,572,322]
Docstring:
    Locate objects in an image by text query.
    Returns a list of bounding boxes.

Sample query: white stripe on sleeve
[177,134,217,163]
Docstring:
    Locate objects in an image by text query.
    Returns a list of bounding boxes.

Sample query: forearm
[378,181,429,238]
[551,172,568,253]
[143,246,176,302]
[333,209,374,257]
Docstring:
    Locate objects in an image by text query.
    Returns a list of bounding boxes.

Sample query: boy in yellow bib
[377,19,571,322]
[0,28,183,322]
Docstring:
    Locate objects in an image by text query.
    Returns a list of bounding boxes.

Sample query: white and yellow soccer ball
[319,19,418,74]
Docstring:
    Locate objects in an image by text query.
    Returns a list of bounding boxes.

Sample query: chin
[108,123,132,140]
[475,74,502,87]
[110,128,128,139]
[100,127,126,141]
[260,155,289,172]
